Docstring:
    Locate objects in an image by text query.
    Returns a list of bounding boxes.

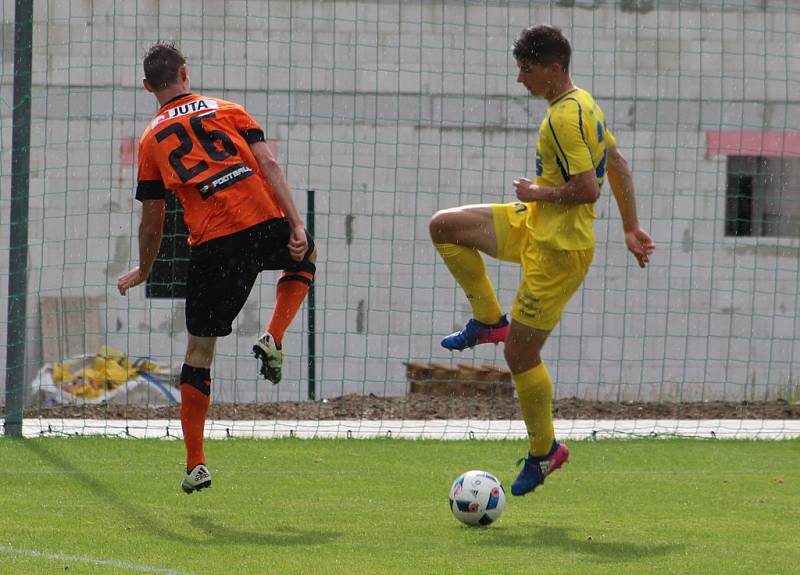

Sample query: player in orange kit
[118,42,316,493]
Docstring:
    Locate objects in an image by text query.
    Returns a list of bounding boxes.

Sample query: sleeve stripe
[547,116,571,176]
[136,179,167,201]
[550,97,597,178]
[564,98,594,165]
[240,128,265,144]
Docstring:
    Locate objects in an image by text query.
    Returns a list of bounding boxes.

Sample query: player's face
[516,59,555,98]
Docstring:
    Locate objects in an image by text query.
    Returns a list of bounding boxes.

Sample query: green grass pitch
[0,436,797,575]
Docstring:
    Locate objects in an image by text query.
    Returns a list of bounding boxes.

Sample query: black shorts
[186,218,315,337]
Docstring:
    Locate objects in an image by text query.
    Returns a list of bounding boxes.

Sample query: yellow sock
[433,242,502,324]
[513,362,555,456]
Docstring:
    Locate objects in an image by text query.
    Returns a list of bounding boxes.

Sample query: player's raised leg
[429,204,509,350]
[254,231,317,384]
[179,335,215,494]
[253,266,315,384]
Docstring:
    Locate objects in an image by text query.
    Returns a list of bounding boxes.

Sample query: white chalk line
[0,544,196,575]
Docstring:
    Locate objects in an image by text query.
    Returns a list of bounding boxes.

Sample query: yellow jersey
[529,86,616,250]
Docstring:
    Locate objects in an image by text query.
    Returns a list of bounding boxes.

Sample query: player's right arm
[250,140,307,262]
[513,99,600,205]
[118,134,168,295]
[606,145,655,268]
[513,170,599,204]
[118,199,165,295]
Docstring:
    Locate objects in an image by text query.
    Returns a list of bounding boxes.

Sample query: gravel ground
[13,394,800,420]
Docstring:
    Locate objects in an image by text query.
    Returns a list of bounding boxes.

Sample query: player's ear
[142,78,155,93]
[179,64,189,83]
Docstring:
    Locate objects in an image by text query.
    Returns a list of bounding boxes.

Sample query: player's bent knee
[285,247,317,278]
[280,265,315,285]
[302,231,317,262]
[302,260,316,275]
[429,209,464,243]
[429,211,448,241]
[306,246,318,264]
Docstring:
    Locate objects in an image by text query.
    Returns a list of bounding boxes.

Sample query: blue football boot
[511,442,569,496]
[441,315,510,351]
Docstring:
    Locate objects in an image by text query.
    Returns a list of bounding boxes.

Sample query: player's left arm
[250,140,307,262]
[231,105,308,261]
[605,145,655,268]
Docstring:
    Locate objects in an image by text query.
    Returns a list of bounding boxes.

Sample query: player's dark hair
[512,25,571,72]
[143,41,186,91]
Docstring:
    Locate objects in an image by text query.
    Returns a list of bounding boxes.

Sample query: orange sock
[180,365,210,470]
[267,271,313,347]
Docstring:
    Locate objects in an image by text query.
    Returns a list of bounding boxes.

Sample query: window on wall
[145,193,189,299]
[725,156,800,238]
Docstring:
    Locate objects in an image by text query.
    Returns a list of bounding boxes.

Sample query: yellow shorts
[492,202,594,331]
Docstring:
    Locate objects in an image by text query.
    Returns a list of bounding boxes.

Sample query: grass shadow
[21,438,192,543]
[474,524,683,562]
[20,439,340,548]
[189,514,337,546]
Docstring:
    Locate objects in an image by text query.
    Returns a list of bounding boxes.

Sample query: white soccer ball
[449,470,506,526]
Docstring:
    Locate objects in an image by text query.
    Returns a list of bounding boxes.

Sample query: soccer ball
[449,470,506,526]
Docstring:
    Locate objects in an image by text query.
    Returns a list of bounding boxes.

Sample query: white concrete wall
[1,0,799,403]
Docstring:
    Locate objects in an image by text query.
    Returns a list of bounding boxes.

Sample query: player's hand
[625,227,655,268]
[288,224,308,262]
[513,177,538,202]
[117,266,147,296]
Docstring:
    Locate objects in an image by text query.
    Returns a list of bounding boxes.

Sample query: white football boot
[252,331,283,384]
[181,464,212,494]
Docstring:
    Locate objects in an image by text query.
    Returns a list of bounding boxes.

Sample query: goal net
[2,0,799,439]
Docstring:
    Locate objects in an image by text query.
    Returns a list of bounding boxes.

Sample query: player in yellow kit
[430,25,655,496]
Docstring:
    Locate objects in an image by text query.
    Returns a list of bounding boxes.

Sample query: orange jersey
[136,93,284,246]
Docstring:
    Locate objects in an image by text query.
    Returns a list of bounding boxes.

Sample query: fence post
[4,0,34,438]
[307,189,316,401]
